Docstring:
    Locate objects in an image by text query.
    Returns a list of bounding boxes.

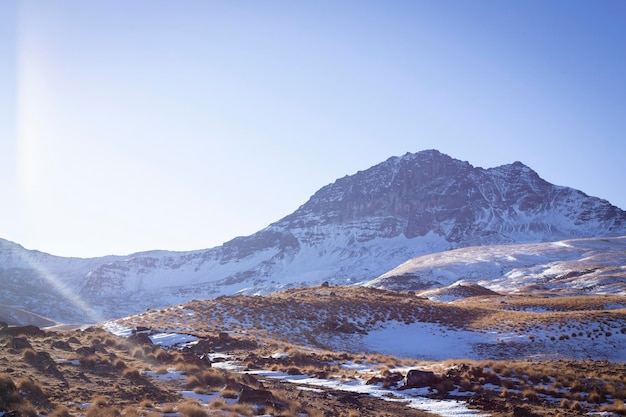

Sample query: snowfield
[366,236,626,296]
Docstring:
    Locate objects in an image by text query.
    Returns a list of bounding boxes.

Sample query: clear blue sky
[1,0,625,258]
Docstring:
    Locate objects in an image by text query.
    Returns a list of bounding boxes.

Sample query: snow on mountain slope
[365,236,626,295]
[2,150,626,323]
[106,286,626,362]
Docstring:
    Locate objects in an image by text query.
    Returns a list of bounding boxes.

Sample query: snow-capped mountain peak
[2,150,625,323]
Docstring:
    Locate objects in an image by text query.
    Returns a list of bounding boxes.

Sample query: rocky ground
[1,288,626,417]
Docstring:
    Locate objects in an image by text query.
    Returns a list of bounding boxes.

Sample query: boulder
[238,386,275,405]
[75,346,95,356]
[51,340,73,351]
[127,333,153,345]
[11,337,32,350]
[404,369,438,388]
[132,326,151,334]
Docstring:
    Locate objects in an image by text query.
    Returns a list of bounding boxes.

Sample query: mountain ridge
[2,149,625,323]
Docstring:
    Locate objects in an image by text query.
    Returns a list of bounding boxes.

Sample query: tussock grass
[48,404,71,417]
[176,401,208,417]
[0,375,21,408]
[85,397,121,417]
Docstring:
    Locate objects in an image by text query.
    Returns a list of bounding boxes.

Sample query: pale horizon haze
[1,1,625,258]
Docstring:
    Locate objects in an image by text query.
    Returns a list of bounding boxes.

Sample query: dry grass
[49,404,72,417]
[2,288,625,417]
[176,401,208,417]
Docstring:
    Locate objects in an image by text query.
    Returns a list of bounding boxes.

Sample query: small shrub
[154,366,169,375]
[160,404,177,414]
[588,389,604,404]
[227,403,255,416]
[0,375,21,407]
[91,396,109,408]
[113,358,127,369]
[49,405,71,417]
[79,354,98,368]
[17,377,45,399]
[85,397,120,417]
[103,336,118,347]
[177,402,208,417]
[184,375,204,390]
[153,349,170,362]
[522,387,539,403]
[287,367,302,375]
[569,401,583,411]
[139,399,154,408]
[220,387,239,399]
[122,368,141,379]
[22,348,38,361]
[122,406,140,417]
[16,401,38,417]
[207,399,227,410]
[131,346,146,359]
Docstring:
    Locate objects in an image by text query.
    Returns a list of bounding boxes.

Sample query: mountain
[2,149,625,323]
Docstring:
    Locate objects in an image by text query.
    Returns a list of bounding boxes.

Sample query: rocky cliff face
[282,150,625,243]
[2,150,625,323]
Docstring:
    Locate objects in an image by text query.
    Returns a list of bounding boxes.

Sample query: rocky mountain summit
[2,150,625,323]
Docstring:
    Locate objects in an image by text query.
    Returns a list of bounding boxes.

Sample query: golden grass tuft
[22,348,38,361]
[176,401,208,417]
[49,404,71,417]
[85,396,120,417]
[0,375,21,408]
[16,377,45,400]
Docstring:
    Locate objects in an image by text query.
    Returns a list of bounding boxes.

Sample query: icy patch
[180,390,219,403]
[144,368,185,381]
[246,370,489,417]
[54,359,81,365]
[102,321,134,337]
[296,386,325,393]
[340,361,372,371]
[149,332,198,347]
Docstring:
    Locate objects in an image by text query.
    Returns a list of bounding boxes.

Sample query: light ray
[16,250,104,324]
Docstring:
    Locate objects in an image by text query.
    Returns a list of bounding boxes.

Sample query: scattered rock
[178,352,212,368]
[75,346,95,356]
[335,392,363,408]
[241,373,264,389]
[366,371,404,388]
[132,326,151,334]
[512,406,540,417]
[127,333,153,345]
[11,337,32,350]
[93,343,108,353]
[51,340,73,351]
[238,386,275,406]
[403,369,438,388]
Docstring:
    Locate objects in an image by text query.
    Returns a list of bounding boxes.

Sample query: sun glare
[18,250,104,324]
[15,19,48,208]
